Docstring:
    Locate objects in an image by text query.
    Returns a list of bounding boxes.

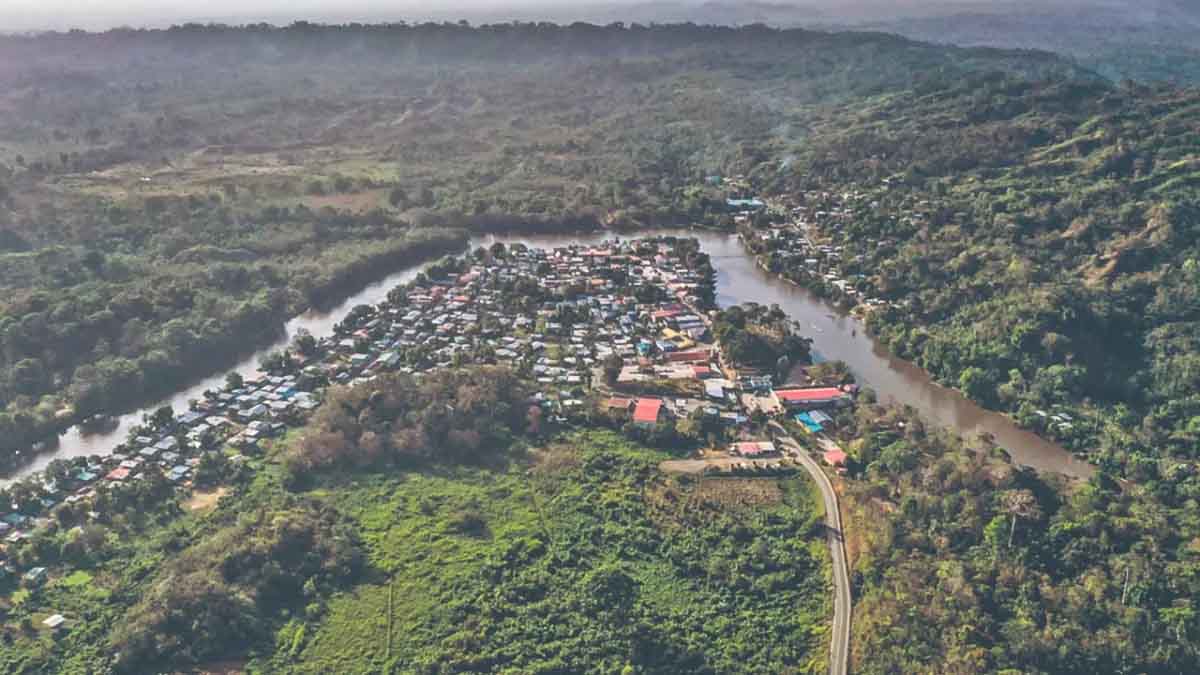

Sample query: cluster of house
[742,190,914,310]
[0,372,324,551]
[1,235,861,591]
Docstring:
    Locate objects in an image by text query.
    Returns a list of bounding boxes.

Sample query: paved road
[772,422,851,675]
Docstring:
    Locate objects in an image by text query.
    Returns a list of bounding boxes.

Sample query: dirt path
[659,457,788,474]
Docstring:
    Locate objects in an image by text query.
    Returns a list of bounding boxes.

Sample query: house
[602,398,635,414]
[666,349,711,364]
[42,614,66,632]
[177,411,205,427]
[774,387,849,409]
[105,467,132,482]
[23,566,48,586]
[809,410,834,426]
[795,412,823,433]
[732,441,778,457]
[633,398,665,427]
[240,403,269,421]
[726,197,765,211]
[823,448,849,472]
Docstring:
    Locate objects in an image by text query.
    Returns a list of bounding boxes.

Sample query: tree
[418,186,435,207]
[1000,489,1041,548]
[225,371,244,390]
[388,186,408,209]
[603,353,624,386]
[194,452,228,487]
[292,329,317,356]
[150,405,175,429]
[958,367,993,405]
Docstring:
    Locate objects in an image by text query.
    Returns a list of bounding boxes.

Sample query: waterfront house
[774,387,849,409]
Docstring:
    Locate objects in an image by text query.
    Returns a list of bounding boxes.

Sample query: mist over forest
[3,0,1198,83]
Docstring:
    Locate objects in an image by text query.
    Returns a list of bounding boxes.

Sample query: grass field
[262,429,832,674]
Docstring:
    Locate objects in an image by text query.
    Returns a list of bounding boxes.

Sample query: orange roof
[775,387,845,403]
[823,449,848,466]
[633,398,663,424]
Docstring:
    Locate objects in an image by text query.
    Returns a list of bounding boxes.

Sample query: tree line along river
[2,229,1094,484]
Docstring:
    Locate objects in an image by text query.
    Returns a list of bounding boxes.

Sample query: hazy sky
[0,0,1128,32]
[0,0,604,31]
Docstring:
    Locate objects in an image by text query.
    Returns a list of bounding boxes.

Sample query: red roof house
[105,467,131,482]
[666,349,711,364]
[823,448,849,468]
[774,387,848,408]
[633,398,665,426]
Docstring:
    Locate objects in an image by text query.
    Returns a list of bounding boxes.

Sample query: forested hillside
[765,73,1200,475]
[746,70,1200,674]
[838,398,1200,674]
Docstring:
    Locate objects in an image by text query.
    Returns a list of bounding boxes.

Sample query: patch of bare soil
[185,487,228,512]
[659,456,785,474]
[693,477,784,508]
[529,443,582,476]
[303,188,387,213]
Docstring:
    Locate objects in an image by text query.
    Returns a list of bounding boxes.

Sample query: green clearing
[269,430,830,674]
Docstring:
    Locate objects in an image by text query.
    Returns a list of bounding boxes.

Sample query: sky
[0,0,582,31]
[0,0,1133,32]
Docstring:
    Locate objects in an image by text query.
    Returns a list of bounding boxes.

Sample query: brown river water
[3,229,1093,483]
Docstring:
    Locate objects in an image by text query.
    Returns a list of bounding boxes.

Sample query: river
[3,229,1093,483]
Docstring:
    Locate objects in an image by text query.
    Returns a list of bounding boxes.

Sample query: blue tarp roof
[795,412,823,433]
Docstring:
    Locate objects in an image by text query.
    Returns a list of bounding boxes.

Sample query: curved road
[772,422,851,675]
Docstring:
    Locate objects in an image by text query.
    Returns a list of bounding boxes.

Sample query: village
[0,235,859,612]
